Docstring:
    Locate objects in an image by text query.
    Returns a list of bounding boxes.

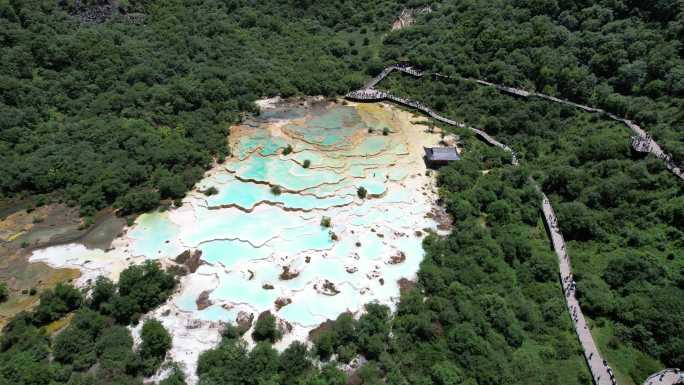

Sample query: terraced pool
[29,99,446,373]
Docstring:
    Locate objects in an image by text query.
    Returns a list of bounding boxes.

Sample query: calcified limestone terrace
[29,100,445,383]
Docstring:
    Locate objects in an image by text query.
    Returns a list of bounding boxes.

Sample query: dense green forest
[0,0,407,216]
[0,261,179,384]
[4,0,679,215]
[377,1,684,380]
[386,0,684,163]
[382,50,683,385]
[1,0,682,384]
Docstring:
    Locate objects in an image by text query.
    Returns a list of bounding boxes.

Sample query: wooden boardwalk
[346,65,683,385]
[643,369,683,385]
[541,193,616,385]
[359,64,684,182]
[346,89,518,165]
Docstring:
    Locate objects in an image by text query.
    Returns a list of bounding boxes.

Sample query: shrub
[0,282,8,303]
[315,330,336,359]
[117,261,176,315]
[382,127,390,136]
[320,216,331,228]
[119,191,160,214]
[357,186,367,199]
[303,159,311,168]
[271,185,282,195]
[282,145,293,155]
[139,319,172,375]
[203,187,219,196]
[253,312,282,343]
[32,283,83,325]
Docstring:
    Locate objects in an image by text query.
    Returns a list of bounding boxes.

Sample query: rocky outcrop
[274,297,292,311]
[388,251,406,264]
[391,7,432,31]
[398,278,416,295]
[279,266,299,280]
[73,2,117,24]
[196,290,213,310]
[308,318,336,340]
[315,279,340,296]
[235,311,254,331]
[174,249,203,273]
[441,134,461,148]
[277,318,293,335]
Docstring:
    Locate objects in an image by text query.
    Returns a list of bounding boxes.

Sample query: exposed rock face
[277,318,293,335]
[174,250,203,273]
[279,266,299,280]
[441,134,461,148]
[274,297,292,311]
[256,310,271,324]
[196,290,213,310]
[344,355,369,376]
[236,311,254,331]
[66,0,146,24]
[73,2,117,24]
[308,319,336,340]
[429,205,453,231]
[391,7,432,30]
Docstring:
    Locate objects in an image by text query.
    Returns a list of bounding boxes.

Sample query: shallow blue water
[119,103,434,330]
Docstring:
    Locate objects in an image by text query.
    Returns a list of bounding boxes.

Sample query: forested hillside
[378,0,683,381]
[386,0,683,161]
[0,0,406,216]
[0,262,179,384]
[0,0,682,385]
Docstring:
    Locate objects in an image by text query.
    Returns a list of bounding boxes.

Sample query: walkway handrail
[540,192,616,385]
[346,88,518,165]
[643,369,683,385]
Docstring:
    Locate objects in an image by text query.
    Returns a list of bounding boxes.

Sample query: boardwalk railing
[346,88,518,165]
[643,369,683,385]
[541,193,616,385]
[360,64,684,181]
